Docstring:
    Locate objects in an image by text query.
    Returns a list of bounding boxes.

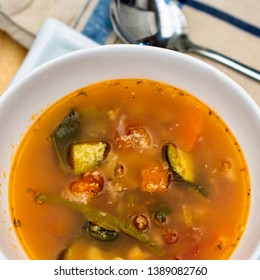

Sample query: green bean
[36,193,163,256]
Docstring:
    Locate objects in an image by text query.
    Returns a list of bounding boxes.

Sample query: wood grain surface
[0,31,27,95]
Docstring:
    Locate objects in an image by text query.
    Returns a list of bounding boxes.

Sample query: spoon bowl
[110,0,259,81]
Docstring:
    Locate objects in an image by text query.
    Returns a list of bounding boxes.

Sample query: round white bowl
[0,45,259,259]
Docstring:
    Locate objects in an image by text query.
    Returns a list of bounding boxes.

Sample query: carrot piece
[176,107,203,152]
[141,163,170,194]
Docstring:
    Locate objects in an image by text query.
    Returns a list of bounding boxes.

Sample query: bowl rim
[0,44,260,260]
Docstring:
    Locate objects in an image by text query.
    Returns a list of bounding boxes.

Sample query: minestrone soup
[9,79,250,260]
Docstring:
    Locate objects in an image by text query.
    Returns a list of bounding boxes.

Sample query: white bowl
[0,45,259,259]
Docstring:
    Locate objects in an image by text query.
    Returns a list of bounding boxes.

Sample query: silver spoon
[110,0,260,81]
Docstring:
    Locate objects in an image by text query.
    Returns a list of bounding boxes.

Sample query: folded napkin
[0,0,259,104]
[0,0,118,47]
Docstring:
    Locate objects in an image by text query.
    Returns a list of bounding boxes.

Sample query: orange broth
[9,79,250,260]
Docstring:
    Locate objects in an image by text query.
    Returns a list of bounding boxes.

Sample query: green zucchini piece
[164,143,208,196]
[70,141,109,175]
[51,110,81,169]
[166,143,194,182]
[88,222,118,241]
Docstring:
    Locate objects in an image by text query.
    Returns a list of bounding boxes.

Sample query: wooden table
[0,31,27,95]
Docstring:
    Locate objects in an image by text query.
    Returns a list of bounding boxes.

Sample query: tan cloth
[0,0,90,47]
[0,0,259,105]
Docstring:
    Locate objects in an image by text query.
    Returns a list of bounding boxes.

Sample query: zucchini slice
[88,222,118,241]
[166,143,194,182]
[70,141,109,175]
[164,143,208,196]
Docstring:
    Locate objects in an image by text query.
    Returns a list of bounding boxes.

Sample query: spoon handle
[189,44,260,82]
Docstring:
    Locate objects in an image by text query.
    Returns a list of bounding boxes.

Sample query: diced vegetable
[165,143,194,182]
[70,141,109,175]
[175,107,203,152]
[51,110,81,169]
[141,163,170,194]
[88,222,118,241]
[126,125,152,150]
[115,115,152,151]
[163,143,208,196]
[64,170,104,204]
[35,193,163,256]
